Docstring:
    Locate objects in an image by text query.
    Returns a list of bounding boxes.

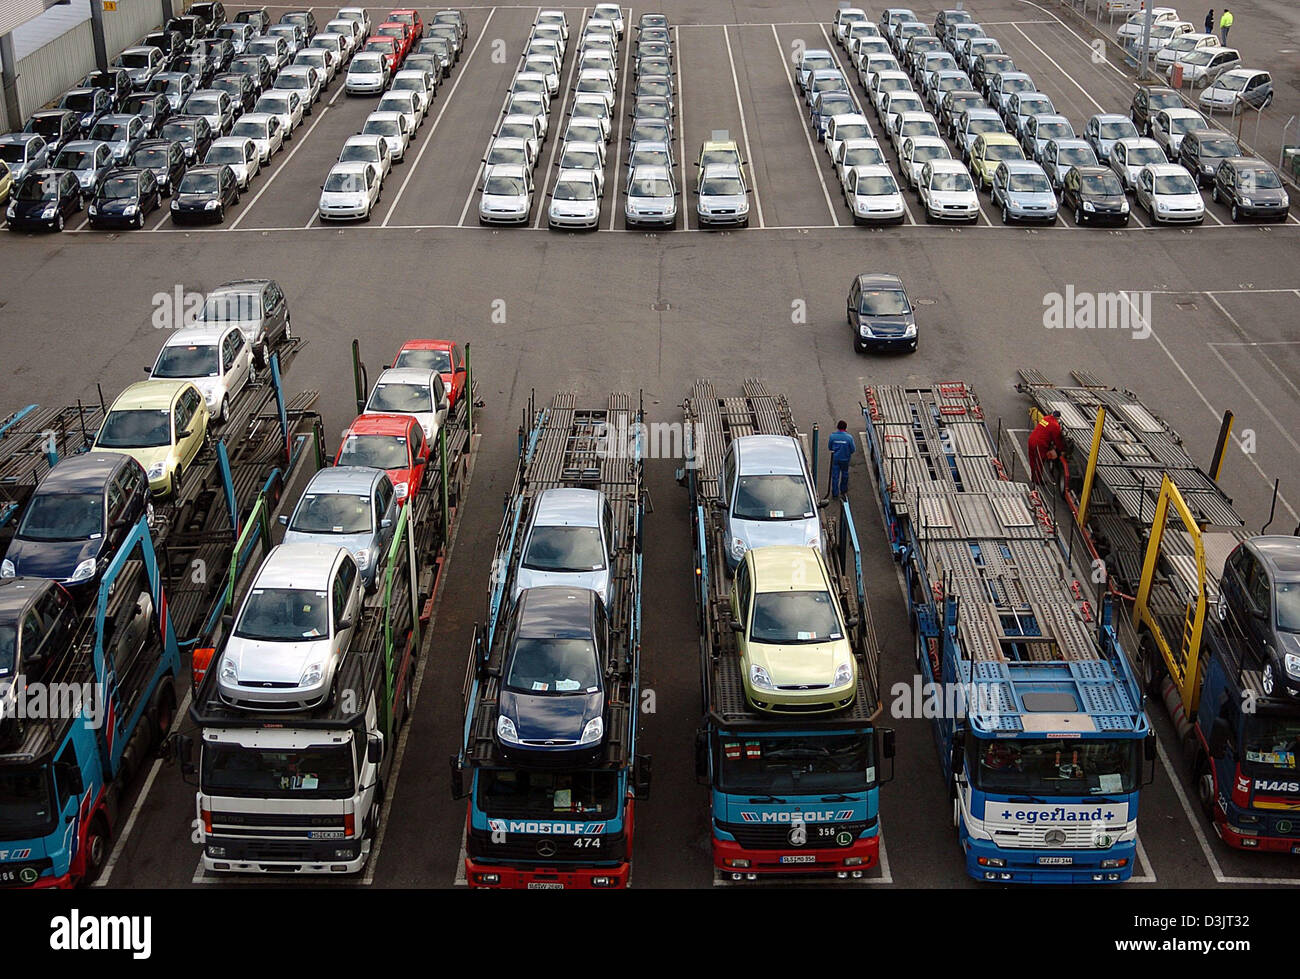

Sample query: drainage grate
[652,301,671,311]
[1175,302,1197,311]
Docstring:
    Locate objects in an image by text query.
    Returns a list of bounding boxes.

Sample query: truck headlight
[1,559,15,578]
[300,661,325,686]
[496,714,521,744]
[833,662,854,687]
[147,461,166,479]
[1285,653,1300,679]
[749,664,775,690]
[69,558,98,583]
[579,717,604,744]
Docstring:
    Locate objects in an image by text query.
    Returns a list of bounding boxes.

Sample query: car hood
[699,193,747,210]
[1084,192,1127,208]
[513,566,611,606]
[93,196,141,212]
[1239,187,1288,204]
[222,634,331,684]
[320,189,368,205]
[627,194,673,210]
[1008,190,1057,207]
[481,192,527,208]
[10,199,58,216]
[550,198,598,215]
[855,192,903,207]
[861,312,916,336]
[729,514,820,552]
[1156,191,1203,207]
[94,443,172,471]
[173,191,217,207]
[928,188,977,204]
[498,688,603,745]
[5,535,101,580]
[747,636,853,688]
[283,529,375,564]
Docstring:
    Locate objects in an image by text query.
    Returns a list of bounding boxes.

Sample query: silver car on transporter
[721,435,823,571]
[512,487,616,605]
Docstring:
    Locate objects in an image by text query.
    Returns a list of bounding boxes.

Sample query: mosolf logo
[740,810,854,823]
[49,910,151,960]
[488,820,605,835]
[0,849,32,860]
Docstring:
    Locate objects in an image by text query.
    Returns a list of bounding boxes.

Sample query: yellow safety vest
[1220,11,1233,27]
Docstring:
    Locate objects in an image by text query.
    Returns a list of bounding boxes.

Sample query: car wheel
[218,397,229,423]
[283,314,293,341]
[853,336,867,354]
[1212,185,1220,203]
[55,211,64,232]
[134,211,144,229]
[1231,204,1239,222]
[1074,206,1083,225]
[171,465,183,499]
[1001,205,1010,224]
[256,340,269,369]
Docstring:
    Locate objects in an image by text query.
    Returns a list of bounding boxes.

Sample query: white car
[879,87,922,132]
[483,136,536,175]
[835,7,870,45]
[890,110,941,155]
[835,137,886,184]
[918,159,980,222]
[695,162,750,228]
[1116,6,1178,42]
[346,52,389,94]
[150,325,253,423]
[273,65,322,113]
[364,368,450,441]
[324,19,360,57]
[512,71,554,108]
[556,140,605,194]
[1154,31,1216,70]
[576,67,617,108]
[377,90,422,134]
[522,54,561,95]
[498,113,543,161]
[900,134,952,188]
[506,91,550,139]
[1134,161,1205,223]
[825,113,874,165]
[391,70,436,115]
[625,164,677,228]
[547,167,602,229]
[1136,19,1195,54]
[478,162,534,225]
[337,7,372,41]
[255,90,304,134]
[230,112,284,162]
[593,3,624,36]
[627,140,673,183]
[564,115,607,147]
[205,136,261,189]
[572,94,612,142]
[318,161,381,221]
[1109,136,1168,190]
[537,10,569,40]
[579,48,617,77]
[363,111,411,161]
[296,46,340,84]
[339,133,392,181]
[1150,106,1206,158]
[844,164,905,224]
[527,37,562,65]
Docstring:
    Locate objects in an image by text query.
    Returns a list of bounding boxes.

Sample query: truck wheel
[1195,755,1216,818]
[83,815,111,885]
[151,682,176,751]
[1138,633,1162,697]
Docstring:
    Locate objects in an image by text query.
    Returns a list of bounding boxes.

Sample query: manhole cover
[652,301,671,311]
[914,298,937,306]
[1175,302,1198,311]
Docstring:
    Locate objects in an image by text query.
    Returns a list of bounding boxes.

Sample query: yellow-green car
[695,137,744,192]
[969,132,1024,190]
[730,545,857,714]
[93,380,209,498]
[0,160,11,205]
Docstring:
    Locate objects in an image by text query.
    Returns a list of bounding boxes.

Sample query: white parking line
[381,6,499,226]
[229,106,334,229]
[605,8,635,230]
[1009,23,1105,114]
[458,7,543,227]
[1206,292,1300,404]
[533,7,589,229]
[722,25,764,228]
[770,25,839,226]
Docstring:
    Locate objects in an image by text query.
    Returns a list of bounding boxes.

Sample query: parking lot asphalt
[4,0,1300,890]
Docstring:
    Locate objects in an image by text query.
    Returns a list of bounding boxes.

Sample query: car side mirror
[277,513,289,525]
[337,617,354,631]
[177,428,192,439]
[730,620,744,633]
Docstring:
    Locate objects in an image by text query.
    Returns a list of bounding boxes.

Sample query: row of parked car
[316,8,469,221]
[800,5,1289,227]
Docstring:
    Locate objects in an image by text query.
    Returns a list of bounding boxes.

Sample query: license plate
[1037,856,1073,865]
[526,881,565,889]
[308,831,344,840]
[780,854,816,865]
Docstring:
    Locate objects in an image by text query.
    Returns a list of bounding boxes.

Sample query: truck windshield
[0,770,56,839]
[1242,715,1300,772]
[201,742,354,798]
[522,526,605,572]
[968,737,1140,795]
[717,733,873,794]
[477,769,618,818]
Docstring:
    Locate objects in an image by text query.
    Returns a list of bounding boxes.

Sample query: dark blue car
[494,586,609,764]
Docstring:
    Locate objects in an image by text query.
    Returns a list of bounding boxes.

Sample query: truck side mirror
[949,731,966,776]
[449,756,466,799]
[175,734,195,777]
[634,752,652,799]
[694,731,710,783]
[883,728,897,759]
[366,734,384,766]
[59,762,84,797]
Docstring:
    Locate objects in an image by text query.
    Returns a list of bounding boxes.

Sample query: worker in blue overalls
[828,420,855,501]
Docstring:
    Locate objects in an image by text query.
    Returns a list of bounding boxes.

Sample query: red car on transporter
[391,339,467,408]
[363,36,402,72]
[335,412,429,504]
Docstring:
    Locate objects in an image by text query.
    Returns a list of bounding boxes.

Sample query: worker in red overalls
[1028,410,1067,484]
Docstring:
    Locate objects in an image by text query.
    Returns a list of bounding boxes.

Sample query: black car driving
[131,138,187,195]
[5,169,82,231]
[160,114,213,163]
[87,167,163,229]
[1061,165,1130,225]
[1221,537,1300,698]
[169,163,239,222]
[848,272,918,353]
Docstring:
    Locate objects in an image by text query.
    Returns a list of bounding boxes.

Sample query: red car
[364,36,401,71]
[391,339,467,408]
[374,21,413,63]
[387,8,424,40]
[335,413,429,503]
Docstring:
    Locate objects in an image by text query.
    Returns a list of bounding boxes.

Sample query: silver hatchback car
[722,435,823,570]
[513,487,615,605]
[280,467,399,591]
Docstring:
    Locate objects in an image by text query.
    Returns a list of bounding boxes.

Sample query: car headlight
[496,714,521,744]
[729,537,747,560]
[904,322,917,337]
[123,204,138,216]
[1285,654,1300,679]
[171,200,179,209]
[5,205,14,218]
[88,204,98,215]
[833,661,854,687]
[579,717,604,744]
[147,461,167,479]
[205,199,220,209]
[300,661,325,687]
[0,559,15,578]
[43,204,57,218]
[355,548,371,570]
[749,664,775,690]
[220,657,239,682]
[1239,197,1253,206]
[806,534,821,550]
[68,557,99,583]
[1082,200,1095,212]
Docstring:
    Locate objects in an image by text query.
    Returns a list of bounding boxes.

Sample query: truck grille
[717,819,874,850]
[989,823,1124,848]
[468,827,627,864]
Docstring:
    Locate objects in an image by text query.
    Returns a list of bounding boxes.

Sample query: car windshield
[836,123,871,141]
[1036,122,1071,141]
[353,55,383,72]
[561,148,599,168]
[554,179,596,200]
[879,77,909,93]
[717,733,872,794]
[701,174,744,195]
[1059,146,1096,166]
[340,144,377,164]
[235,587,330,640]
[97,408,171,448]
[1154,172,1197,194]
[207,145,243,164]
[846,146,883,166]
[1003,77,1033,94]
[1184,49,1214,65]
[292,493,374,534]
[338,434,409,469]
[984,142,1023,162]
[1010,172,1051,192]
[1244,168,1283,190]
[933,171,975,191]
[859,288,911,314]
[484,173,526,195]
[505,637,599,694]
[54,150,93,170]
[903,121,939,139]
[154,343,218,377]
[0,771,55,837]
[1082,171,1124,194]
[498,123,531,141]
[17,177,58,200]
[750,590,841,644]
[162,123,196,143]
[733,474,813,521]
[232,119,267,138]
[18,492,102,541]
[969,737,1140,795]
[119,52,152,68]
[258,95,290,112]
[61,92,94,111]
[1151,23,1176,37]
[856,174,898,195]
[803,54,835,71]
[575,102,608,119]
[94,123,132,142]
[968,117,1003,135]
[1273,580,1300,631]
[1214,73,1249,91]
[395,348,451,372]
[179,172,218,193]
[368,382,431,413]
[911,144,948,163]
[324,171,367,192]
[1129,146,1164,166]
[393,78,422,92]
[1168,116,1203,134]
[99,176,139,199]
[478,769,618,818]
[0,145,27,164]
[275,75,306,90]
[187,96,220,113]
[630,177,672,197]
[201,743,354,798]
[26,117,62,138]
[523,525,605,572]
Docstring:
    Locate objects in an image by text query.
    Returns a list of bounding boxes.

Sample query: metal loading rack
[865,383,1117,670]
[460,390,643,771]
[685,378,797,504]
[1017,368,1244,595]
[0,401,107,542]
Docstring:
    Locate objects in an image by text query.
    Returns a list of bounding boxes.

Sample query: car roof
[375,366,436,386]
[110,379,191,410]
[302,465,383,495]
[1117,136,1163,149]
[629,164,672,179]
[0,133,38,145]
[1160,106,1203,118]
[330,161,371,175]
[533,487,604,526]
[700,162,743,179]
[59,140,106,153]
[344,134,385,147]
[163,325,228,346]
[733,434,804,473]
[484,162,528,178]
[1000,159,1046,173]
[928,158,968,173]
[398,338,454,352]
[41,451,129,492]
[849,163,895,179]
[1143,161,1190,175]
[515,585,597,636]
[556,167,598,183]
[210,135,253,148]
[1251,538,1300,575]
[255,542,347,587]
[346,412,418,436]
[750,547,828,591]
[857,271,905,289]
[0,578,63,619]
[979,131,1020,145]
